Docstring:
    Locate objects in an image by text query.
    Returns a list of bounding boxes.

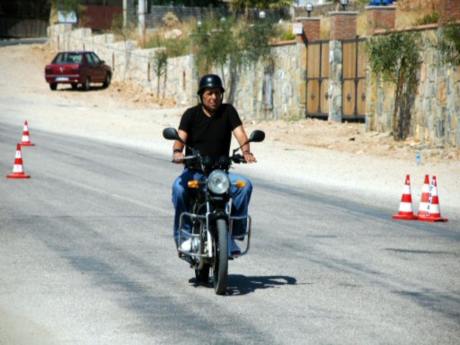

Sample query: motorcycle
[163,127,265,295]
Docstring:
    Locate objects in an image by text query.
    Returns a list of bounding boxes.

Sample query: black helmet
[197,74,225,95]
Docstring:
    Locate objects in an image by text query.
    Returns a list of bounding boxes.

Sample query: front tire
[213,219,228,295]
[102,72,111,88]
[83,77,90,91]
[195,264,210,284]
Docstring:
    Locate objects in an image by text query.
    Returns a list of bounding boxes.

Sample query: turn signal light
[235,180,246,188]
[187,180,200,189]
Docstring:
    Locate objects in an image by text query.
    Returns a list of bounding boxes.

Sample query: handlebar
[172,153,246,167]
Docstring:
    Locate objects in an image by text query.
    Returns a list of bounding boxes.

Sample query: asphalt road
[0,121,459,345]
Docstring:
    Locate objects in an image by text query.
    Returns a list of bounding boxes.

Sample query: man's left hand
[243,151,257,163]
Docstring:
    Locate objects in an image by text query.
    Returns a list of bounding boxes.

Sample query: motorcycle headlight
[207,170,230,195]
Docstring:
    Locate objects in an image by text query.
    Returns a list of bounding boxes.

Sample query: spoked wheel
[192,202,210,284]
[212,218,228,295]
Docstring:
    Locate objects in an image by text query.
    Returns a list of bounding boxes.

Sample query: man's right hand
[172,152,185,163]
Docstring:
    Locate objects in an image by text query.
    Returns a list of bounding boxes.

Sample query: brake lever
[232,154,246,164]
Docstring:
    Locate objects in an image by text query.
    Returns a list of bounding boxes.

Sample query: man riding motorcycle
[171,74,256,256]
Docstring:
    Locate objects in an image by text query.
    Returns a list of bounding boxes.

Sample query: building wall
[80,5,122,31]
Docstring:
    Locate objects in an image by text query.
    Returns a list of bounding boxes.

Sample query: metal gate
[342,38,367,121]
[305,40,329,119]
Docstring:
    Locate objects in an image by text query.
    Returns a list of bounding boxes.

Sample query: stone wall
[47,24,302,119]
[218,42,301,121]
[47,23,460,147]
[366,29,460,147]
[47,24,196,106]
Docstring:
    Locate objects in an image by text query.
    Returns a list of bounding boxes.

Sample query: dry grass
[396,9,440,29]
[246,118,460,163]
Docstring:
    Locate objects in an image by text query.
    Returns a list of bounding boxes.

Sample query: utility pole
[123,0,134,28]
[138,0,146,38]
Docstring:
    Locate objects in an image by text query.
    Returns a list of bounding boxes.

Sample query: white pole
[138,0,146,38]
[123,0,127,27]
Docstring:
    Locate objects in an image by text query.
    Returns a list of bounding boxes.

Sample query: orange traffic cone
[393,174,417,220]
[418,176,448,222]
[6,144,30,179]
[19,120,35,146]
[417,175,431,218]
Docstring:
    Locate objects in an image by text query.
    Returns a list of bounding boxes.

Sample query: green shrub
[191,16,275,73]
[439,23,460,66]
[415,12,440,26]
[144,32,190,58]
[278,30,296,41]
[367,32,421,140]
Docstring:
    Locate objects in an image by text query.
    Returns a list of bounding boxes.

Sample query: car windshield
[53,53,83,64]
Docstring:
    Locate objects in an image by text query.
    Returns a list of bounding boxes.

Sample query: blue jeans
[171,168,253,245]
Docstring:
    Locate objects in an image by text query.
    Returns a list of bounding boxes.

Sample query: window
[54,52,83,64]
[85,53,95,64]
[90,52,101,64]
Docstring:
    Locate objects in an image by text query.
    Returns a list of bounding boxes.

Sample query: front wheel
[213,219,228,295]
[195,264,210,284]
[102,72,111,88]
[83,77,90,91]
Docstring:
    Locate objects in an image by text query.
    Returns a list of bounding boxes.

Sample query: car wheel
[71,83,78,90]
[102,72,111,88]
[49,83,57,91]
[83,77,90,91]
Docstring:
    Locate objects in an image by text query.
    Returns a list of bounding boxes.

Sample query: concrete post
[328,40,343,122]
[295,17,321,43]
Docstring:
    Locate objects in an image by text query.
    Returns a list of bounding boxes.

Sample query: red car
[45,51,112,91]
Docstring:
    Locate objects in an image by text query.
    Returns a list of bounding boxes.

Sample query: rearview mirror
[163,127,183,142]
[232,129,265,155]
[249,130,265,143]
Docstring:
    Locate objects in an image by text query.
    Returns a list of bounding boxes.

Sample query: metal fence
[145,5,290,28]
[146,5,228,27]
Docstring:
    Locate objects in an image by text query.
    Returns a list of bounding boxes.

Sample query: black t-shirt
[179,104,242,158]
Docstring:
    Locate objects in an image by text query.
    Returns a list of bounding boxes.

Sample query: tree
[50,0,79,13]
[150,0,222,5]
[367,32,421,141]
[49,0,80,25]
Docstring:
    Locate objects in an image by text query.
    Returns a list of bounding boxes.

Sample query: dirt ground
[31,44,460,164]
